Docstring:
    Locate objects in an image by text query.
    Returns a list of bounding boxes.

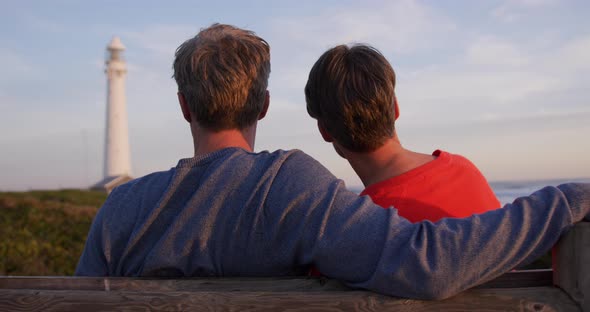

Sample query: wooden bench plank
[0,269,554,292]
[0,276,349,292]
[0,287,580,312]
[0,275,579,311]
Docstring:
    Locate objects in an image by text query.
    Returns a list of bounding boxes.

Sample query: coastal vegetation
[0,190,106,275]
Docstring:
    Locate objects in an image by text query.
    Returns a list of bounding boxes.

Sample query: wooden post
[553,222,590,312]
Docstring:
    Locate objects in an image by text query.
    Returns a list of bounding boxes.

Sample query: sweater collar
[176,147,249,168]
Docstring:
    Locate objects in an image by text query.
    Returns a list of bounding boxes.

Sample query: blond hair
[173,23,271,130]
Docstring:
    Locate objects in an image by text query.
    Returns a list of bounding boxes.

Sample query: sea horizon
[489,177,590,205]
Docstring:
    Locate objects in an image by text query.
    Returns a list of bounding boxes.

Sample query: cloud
[0,128,103,191]
[260,1,590,184]
[123,25,197,58]
[466,36,530,67]
[555,36,590,71]
[402,68,563,114]
[270,0,456,54]
[20,13,65,33]
[396,31,590,125]
[0,48,36,81]
[491,0,558,22]
[398,110,590,181]
[4,1,588,190]
[265,0,459,112]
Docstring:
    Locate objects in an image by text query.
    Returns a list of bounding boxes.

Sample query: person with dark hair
[305,44,500,222]
[76,24,590,300]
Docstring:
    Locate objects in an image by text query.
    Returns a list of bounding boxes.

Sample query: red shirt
[360,150,500,223]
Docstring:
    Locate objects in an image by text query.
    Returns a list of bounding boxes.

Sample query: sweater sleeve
[75,183,135,276]
[74,196,110,276]
[266,151,590,299]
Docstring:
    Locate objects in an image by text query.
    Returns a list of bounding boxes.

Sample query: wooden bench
[1,222,587,311]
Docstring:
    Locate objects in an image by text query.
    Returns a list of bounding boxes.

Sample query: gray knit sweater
[76,148,590,299]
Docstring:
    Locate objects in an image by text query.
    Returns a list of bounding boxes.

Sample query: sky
[0,0,589,191]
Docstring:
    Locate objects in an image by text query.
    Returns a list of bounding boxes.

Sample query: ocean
[490,177,590,205]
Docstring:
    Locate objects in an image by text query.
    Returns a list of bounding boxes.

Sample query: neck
[190,122,257,157]
[340,136,436,187]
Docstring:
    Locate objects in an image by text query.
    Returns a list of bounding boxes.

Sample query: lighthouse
[92,37,133,193]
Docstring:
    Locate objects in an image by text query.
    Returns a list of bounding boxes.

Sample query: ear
[178,92,192,123]
[394,95,400,121]
[318,120,346,159]
[317,121,333,143]
[258,90,270,120]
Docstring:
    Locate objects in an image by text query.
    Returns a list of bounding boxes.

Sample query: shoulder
[111,170,174,197]
[433,150,494,188]
[270,149,335,177]
[100,169,176,217]
[251,149,330,174]
[261,149,341,195]
[436,150,482,173]
[254,148,315,162]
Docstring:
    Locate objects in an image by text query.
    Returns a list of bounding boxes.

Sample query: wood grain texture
[0,287,580,312]
[0,269,574,311]
[0,270,553,293]
[0,276,349,292]
[553,222,590,312]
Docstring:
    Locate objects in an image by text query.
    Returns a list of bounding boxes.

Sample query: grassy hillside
[0,189,106,275]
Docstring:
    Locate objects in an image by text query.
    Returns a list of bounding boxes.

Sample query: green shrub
[0,190,106,275]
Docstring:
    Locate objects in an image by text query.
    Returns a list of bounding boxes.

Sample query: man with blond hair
[76,23,590,300]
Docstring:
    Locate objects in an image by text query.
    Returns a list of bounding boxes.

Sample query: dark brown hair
[305,44,396,152]
[173,23,271,131]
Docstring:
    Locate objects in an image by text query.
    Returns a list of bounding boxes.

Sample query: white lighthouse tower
[92,37,133,193]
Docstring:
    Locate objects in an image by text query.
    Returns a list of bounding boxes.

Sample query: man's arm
[75,183,137,276]
[267,151,590,299]
[75,202,109,276]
